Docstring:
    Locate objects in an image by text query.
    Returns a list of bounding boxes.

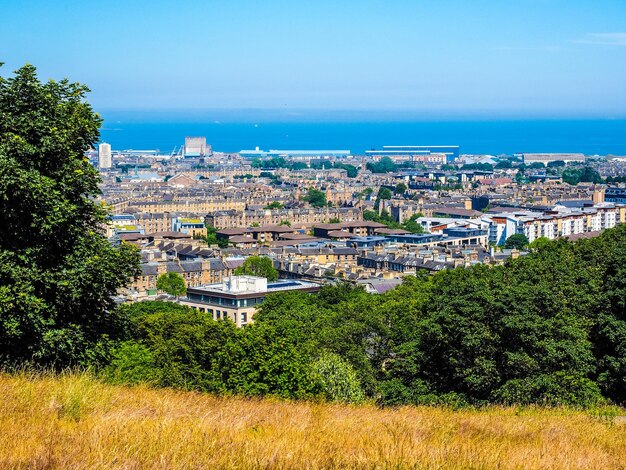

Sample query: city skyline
[2,0,625,117]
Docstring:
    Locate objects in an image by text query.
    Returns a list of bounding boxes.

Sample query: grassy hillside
[1,373,625,469]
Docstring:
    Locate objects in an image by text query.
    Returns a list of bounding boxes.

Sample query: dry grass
[1,372,625,469]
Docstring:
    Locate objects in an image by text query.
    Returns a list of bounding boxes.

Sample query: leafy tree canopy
[366,157,397,174]
[394,182,407,195]
[156,272,186,297]
[302,188,327,208]
[504,233,529,250]
[0,64,140,367]
[234,256,278,281]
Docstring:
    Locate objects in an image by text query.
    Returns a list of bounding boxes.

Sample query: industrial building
[184,136,209,158]
[365,146,460,162]
[239,148,351,159]
[522,153,585,165]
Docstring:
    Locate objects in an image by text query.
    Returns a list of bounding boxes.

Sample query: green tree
[311,351,365,403]
[394,182,407,195]
[0,64,140,367]
[402,214,425,234]
[378,187,392,200]
[504,234,529,250]
[302,188,327,207]
[234,256,278,281]
[495,160,513,169]
[366,157,397,174]
[333,162,358,178]
[289,162,308,170]
[198,226,228,248]
[264,201,284,209]
[156,272,187,297]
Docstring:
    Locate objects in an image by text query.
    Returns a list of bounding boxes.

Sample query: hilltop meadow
[2,372,626,470]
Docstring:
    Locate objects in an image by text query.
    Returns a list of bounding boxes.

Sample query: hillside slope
[1,373,625,469]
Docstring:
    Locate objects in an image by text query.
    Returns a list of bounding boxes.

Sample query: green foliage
[198,226,229,248]
[105,302,319,398]
[311,351,365,403]
[377,187,392,200]
[333,161,359,177]
[100,226,626,407]
[366,157,397,174]
[302,188,327,207]
[0,64,140,368]
[234,256,278,281]
[504,233,529,250]
[363,210,424,234]
[495,160,513,169]
[562,166,604,185]
[527,162,545,169]
[252,157,288,169]
[461,163,493,171]
[289,161,308,170]
[528,237,551,251]
[402,214,425,234]
[264,201,284,209]
[156,272,186,297]
[394,182,407,195]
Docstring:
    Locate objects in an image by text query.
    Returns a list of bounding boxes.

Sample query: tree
[198,226,228,248]
[333,162,358,178]
[495,160,513,169]
[403,214,425,234]
[264,201,284,210]
[289,162,308,170]
[302,188,327,208]
[311,351,365,403]
[504,234,529,250]
[156,272,187,297]
[234,256,278,281]
[394,182,407,195]
[378,187,392,200]
[0,64,140,367]
[366,157,397,174]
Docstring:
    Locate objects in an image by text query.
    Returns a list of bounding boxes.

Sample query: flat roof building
[522,153,585,165]
[366,146,460,161]
[180,275,320,327]
[239,148,351,158]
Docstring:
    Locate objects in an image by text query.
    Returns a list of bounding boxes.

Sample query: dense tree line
[106,225,626,406]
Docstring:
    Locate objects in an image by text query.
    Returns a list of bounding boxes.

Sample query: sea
[99,114,626,156]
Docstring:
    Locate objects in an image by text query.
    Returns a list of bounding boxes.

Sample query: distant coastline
[99,117,626,156]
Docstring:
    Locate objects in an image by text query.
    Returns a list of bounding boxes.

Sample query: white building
[482,203,625,245]
[184,136,208,158]
[98,142,112,169]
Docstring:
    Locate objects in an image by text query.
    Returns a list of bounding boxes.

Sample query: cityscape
[94,136,626,325]
[3,0,626,467]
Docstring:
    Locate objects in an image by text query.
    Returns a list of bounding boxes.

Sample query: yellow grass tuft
[1,372,625,469]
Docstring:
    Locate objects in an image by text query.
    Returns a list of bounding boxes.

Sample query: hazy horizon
[3,0,625,116]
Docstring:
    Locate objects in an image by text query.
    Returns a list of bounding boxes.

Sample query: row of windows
[196,307,248,325]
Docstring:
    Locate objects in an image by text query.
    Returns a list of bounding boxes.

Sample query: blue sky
[2,0,625,117]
